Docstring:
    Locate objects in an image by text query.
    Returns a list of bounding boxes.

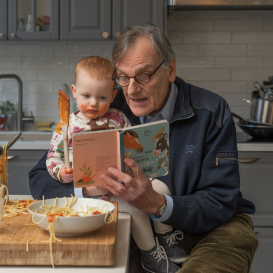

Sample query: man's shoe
[156,230,188,264]
[141,238,180,273]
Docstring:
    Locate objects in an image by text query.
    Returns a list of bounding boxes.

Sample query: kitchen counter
[1,131,273,152]
[1,195,131,273]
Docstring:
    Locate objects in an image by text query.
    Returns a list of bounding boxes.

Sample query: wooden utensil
[58,90,70,169]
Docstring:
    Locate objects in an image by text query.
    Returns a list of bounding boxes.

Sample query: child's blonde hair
[75,56,114,84]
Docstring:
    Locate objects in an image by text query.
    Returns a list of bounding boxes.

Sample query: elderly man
[29,25,258,273]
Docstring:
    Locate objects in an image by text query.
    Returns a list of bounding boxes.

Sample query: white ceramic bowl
[27,197,115,236]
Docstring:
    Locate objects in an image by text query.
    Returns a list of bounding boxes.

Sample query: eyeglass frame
[112,60,165,87]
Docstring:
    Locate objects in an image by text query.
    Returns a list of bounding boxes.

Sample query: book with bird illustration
[72,119,169,188]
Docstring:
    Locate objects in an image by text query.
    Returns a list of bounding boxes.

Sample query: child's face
[72,69,117,120]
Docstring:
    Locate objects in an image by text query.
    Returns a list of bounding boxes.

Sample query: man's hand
[60,166,73,183]
[82,186,109,197]
[102,157,166,215]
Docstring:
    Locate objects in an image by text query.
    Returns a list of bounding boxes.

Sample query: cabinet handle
[254,231,260,236]
[10,33,16,38]
[102,32,109,39]
[115,32,120,38]
[238,158,260,163]
[8,155,17,160]
[0,33,3,38]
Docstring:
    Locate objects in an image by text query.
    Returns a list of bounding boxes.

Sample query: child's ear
[111,89,118,103]
[71,85,77,99]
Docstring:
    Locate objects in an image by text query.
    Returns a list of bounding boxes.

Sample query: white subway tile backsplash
[199,45,247,56]
[23,92,58,106]
[198,81,247,94]
[199,11,247,19]
[167,20,214,32]
[264,20,273,31]
[0,45,5,56]
[248,44,273,56]
[215,20,263,31]
[168,11,199,20]
[220,93,252,106]
[247,11,273,19]
[54,45,101,56]
[6,45,53,56]
[37,68,74,81]
[176,57,214,68]
[183,32,231,44]
[167,32,183,44]
[172,44,198,56]
[233,32,273,44]
[215,57,263,68]
[0,69,37,80]
[37,105,59,118]
[0,57,21,68]
[6,81,53,93]
[22,57,70,68]
[183,69,230,81]
[264,57,273,68]
[232,69,273,81]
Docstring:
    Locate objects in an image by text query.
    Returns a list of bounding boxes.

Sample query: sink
[0,132,52,142]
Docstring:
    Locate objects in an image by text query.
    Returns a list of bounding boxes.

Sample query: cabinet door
[8,0,59,40]
[251,227,273,273]
[0,0,7,40]
[239,152,273,226]
[112,0,166,40]
[60,0,111,40]
[7,150,47,195]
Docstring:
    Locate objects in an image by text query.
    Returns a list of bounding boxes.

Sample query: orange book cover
[73,130,121,188]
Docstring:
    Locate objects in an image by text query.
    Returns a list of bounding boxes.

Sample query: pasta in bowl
[27,197,115,236]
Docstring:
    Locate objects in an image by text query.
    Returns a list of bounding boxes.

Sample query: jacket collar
[119,76,195,125]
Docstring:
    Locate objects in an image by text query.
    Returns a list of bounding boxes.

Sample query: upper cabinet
[8,0,59,40]
[0,0,166,41]
[60,0,111,41]
[0,0,7,40]
[112,0,166,40]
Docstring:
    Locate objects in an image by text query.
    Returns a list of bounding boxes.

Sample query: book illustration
[155,153,169,175]
[75,161,96,186]
[123,130,144,154]
[151,127,165,142]
[147,171,160,178]
[152,133,169,157]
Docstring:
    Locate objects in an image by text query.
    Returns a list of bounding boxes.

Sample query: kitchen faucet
[0,74,34,131]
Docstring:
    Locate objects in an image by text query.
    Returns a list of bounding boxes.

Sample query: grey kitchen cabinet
[6,150,47,195]
[8,0,59,40]
[239,152,273,226]
[0,0,7,40]
[112,0,166,40]
[60,0,112,40]
[251,227,273,273]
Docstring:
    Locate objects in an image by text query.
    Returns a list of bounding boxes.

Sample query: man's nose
[126,78,140,95]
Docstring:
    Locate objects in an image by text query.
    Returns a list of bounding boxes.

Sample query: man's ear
[111,89,118,103]
[167,59,176,82]
[71,85,77,99]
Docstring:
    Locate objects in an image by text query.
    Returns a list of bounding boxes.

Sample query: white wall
[1,10,273,131]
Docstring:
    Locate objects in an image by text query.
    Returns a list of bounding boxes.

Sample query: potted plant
[0,100,15,131]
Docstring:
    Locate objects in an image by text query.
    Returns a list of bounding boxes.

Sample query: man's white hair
[112,24,176,70]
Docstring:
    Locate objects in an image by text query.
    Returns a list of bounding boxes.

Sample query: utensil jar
[245,91,273,124]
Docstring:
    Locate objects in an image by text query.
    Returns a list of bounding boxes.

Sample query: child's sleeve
[46,121,66,183]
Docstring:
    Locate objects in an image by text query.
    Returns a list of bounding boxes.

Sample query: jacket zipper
[216,157,238,166]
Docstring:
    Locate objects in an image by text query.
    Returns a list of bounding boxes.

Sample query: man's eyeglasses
[112,60,165,87]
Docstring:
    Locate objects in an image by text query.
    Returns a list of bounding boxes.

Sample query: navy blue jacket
[29,77,255,233]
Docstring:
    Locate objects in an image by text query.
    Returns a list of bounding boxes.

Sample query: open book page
[122,120,169,179]
[73,130,120,188]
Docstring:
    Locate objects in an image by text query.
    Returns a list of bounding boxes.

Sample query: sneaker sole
[169,256,188,264]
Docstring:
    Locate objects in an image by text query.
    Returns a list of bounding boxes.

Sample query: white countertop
[1,195,131,273]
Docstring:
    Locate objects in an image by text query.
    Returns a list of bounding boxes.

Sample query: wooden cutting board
[0,201,118,266]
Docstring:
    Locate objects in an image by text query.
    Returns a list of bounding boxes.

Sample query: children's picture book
[72,120,169,188]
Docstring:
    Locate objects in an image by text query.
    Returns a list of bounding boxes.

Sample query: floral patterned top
[46,108,130,189]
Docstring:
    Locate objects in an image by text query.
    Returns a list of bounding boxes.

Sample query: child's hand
[83,186,109,197]
[60,166,73,183]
